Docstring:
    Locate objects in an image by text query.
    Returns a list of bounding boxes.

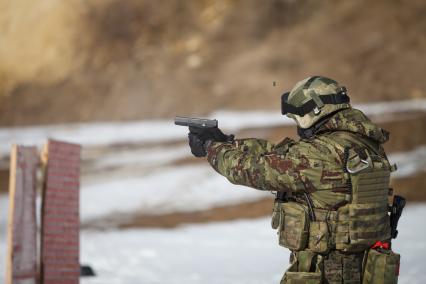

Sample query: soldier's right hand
[188,132,208,157]
[187,127,234,157]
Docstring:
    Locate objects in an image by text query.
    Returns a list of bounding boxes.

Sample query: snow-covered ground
[0,205,424,284]
[81,204,426,284]
[79,204,426,284]
[80,218,287,284]
[388,146,426,178]
[81,164,270,222]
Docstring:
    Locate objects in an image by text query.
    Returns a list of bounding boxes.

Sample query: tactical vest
[272,131,394,253]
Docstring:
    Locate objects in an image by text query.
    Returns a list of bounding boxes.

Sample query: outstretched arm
[206,139,305,192]
[232,138,274,155]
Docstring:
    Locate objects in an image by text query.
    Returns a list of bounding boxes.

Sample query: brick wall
[40,140,81,284]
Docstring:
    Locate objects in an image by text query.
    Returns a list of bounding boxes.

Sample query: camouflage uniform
[206,108,394,283]
[184,76,400,283]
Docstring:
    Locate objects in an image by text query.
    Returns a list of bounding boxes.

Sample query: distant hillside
[0,0,425,125]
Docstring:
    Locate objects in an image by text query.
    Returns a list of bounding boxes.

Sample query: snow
[0,120,188,156]
[74,204,423,284]
[359,98,426,116]
[81,164,271,222]
[0,98,425,156]
[88,145,190,171]
[388,146,426,178]
[392,205,426,283]
[0,205,424,283]
[80,218,287,284]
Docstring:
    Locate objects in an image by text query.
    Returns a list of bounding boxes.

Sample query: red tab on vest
[371,241,390,250]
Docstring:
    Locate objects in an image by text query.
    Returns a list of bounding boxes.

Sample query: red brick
[41,140,81,284]
[43,199,79,209]
[43,215,79,223]
[43,250,79,259]
[43,272,79,277]
[43,192,76,199]
[42,238,79,247]
[44,263,79,270]
[44,278,79,284]
[43,246,79,254]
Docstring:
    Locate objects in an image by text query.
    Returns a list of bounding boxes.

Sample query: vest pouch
[362,248,400,284]
[308,221,330,253]
[282,270,322,284]
[279,202,309,250]
[271,200,282,230]
[281,251,323,284]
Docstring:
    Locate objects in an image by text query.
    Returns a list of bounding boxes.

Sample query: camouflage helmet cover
[282,76,351,129]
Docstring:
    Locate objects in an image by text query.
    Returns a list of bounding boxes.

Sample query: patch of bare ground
[380,112,426,153]
[0,169,8,193]
[82,197,275,230]
[392,173,426,202]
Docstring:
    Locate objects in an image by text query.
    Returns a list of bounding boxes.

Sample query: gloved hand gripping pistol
[175,116,234,157]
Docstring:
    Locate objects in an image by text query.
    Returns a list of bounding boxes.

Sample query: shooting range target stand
[6,140,84,284]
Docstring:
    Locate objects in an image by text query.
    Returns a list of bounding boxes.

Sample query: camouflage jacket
[206,108,390,209]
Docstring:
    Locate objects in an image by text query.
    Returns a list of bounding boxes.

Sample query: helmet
[281,76,351,129]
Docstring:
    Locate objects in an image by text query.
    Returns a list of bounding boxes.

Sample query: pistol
[175,116,234,142]
[174,116,218,129]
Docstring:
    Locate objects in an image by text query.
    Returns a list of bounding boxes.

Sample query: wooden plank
[40,140,81,284]
[6,145,39,284]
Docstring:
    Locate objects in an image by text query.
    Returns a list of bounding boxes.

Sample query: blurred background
[0,0,425,283]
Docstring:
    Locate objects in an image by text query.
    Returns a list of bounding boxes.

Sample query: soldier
[186,76,401,283]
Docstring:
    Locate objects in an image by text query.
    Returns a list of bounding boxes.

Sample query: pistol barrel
[174,116,218,128]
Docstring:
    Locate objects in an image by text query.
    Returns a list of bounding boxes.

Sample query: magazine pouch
[362,248,400,284]
[279,202,309,250]
[281,251,323,284]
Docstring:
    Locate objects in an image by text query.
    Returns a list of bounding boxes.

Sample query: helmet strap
[297,118,329,139]
[297,108,345,139]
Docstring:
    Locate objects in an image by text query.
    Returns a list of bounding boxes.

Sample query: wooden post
[6,145,39,284]
[40,140,81,284]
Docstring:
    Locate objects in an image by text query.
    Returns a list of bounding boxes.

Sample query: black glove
[188,127,234,157]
